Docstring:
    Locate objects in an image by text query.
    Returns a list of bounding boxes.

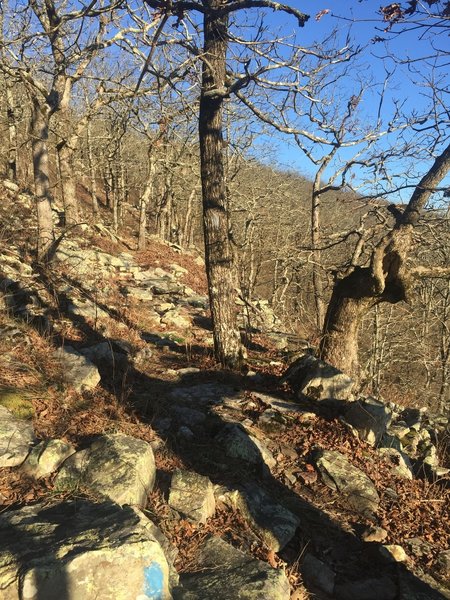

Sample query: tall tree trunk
[320,142,450,379]
[138,150,156,251]
[87,119,99,216]
[30,98,55,261]
[57,141,79,225]
[6,84,17,181]
[199,2,244,368]
[311,187,325,332]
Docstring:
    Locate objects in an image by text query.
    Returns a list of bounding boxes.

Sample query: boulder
[55,346,101,392]
[0,405,35,467]
[0,500,173,600]
[55,433,156,507]
[215,424,276,471]
[378,447,413,479]
[175,537,290,599]
[314,449,380,515]
[168,470,215,524]
[343,397,391,446]
[302,553,335,596]
[283,354,354,402]
[22,439,75,479]
[335,576,397,600]
[220,483,300,551]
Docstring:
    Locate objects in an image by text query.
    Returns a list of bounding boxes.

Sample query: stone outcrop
[0,500,173,600]
[0,406,35,467]
[22,439,75,479]
[168,470,215,524]
[175,537,290,599]
[54,346,101,392]
[55,433,156,507]
[313,449,380,515]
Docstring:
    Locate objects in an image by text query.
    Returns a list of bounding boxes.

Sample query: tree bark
[320,141,450,379]
[199,1,244,368]
[138,150,156,251]
[57,140,79,225]
[30,98,55,261]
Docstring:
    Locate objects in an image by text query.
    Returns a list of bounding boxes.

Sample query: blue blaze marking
[144,563,164,599]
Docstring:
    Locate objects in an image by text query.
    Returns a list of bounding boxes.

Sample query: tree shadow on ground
[2,269,448,600]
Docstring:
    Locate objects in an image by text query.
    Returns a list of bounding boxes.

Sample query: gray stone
[160,309,191,330]
[378,447,413,479]
[67,300,109,321]
[302,553,335,595]
[252,392,308,415]
[127,286,154,302]
[314,449,380,515]
[170,406,206,427]
[283,354,354,402]
[361,526,388,543]
[80,342,127,369]
[215,424,276,470]
[0,500,172,600]
[55,433,156,507]
[168,469,215,523]
[220,484,300,551]
[55,346,101,392]
[21,439,75,479]
[344,397,391,446]
[0,406,35,467]
[169,383,237,407]
[335,577,397,600]
[380,544,408,562]
[175,537,290,599]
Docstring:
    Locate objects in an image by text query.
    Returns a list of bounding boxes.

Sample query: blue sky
[234,1,449,202]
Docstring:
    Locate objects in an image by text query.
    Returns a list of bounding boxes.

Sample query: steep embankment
[0,180,449,600]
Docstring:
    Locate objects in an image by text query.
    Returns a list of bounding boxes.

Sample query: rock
[0,500,173,600]
[175,537,290,599]
[67,299,109,321]
[343,397,391,446]
[2,179,19,193]
[0,390,34,419]
[283,354,354,402]
[80,342,128,369]
[252,392,308,415]
[21,439,75,479]
[361,526,388,543]
[302,553,335,596]
[221,483,300,551]
[169,383,237,407]
[55,433,156,507]
[126,286,154,302]
[380,544,408,562]
[314,449,380,515]
[170,406,206,427]
[0,406,35,467]
[168,469,215,523]
[55,346,101,392]
[160,309,191,330]
[434,550,450,584]
[335,576,397,600]
[378,447,413,479]
[215,423,276,471]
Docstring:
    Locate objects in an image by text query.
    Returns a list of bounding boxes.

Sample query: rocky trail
[0,181,449,599]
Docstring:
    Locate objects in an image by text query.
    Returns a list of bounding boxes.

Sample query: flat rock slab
[335,576,397,600]
[222,483,300,551]
[344,398,392,446]
[0,500,172,600]
[0,406,35,467]
[175,537,290,599]
[215,423,276,471]
[55,433,156,507]
[22,439,75,479]
[169,383,239,407]
[283,354,354,402]
[168,469,215,523]
[314,449,380,515]
[55,346,101,392]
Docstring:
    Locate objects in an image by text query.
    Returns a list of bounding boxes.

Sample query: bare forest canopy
[0,0,448,409]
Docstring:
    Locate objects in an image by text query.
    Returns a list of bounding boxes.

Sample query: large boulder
[175,537,290,599]
[220,483,300,551]
[215,424,276,471]
[54,346,101,392]
[343,397,392,446]
[55,433,156,507]
[0,500,173,600]
[0,405,35,467]
[313,449,380,515]
[283,354,354,403]
[168,469,215,524]
[21,439,75,479]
